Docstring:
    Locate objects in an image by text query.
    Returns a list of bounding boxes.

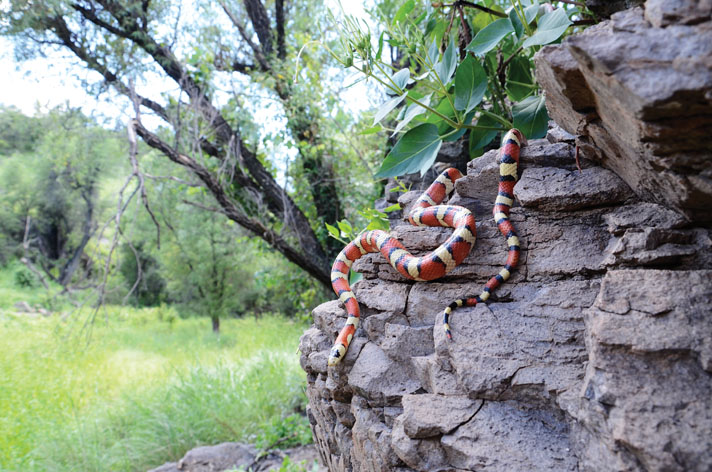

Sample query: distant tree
[0,106,125,288]
[1,0,384,288]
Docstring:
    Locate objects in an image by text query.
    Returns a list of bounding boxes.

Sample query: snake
[327,129,526,366]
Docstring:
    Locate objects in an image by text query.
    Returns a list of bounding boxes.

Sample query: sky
[0,0,377,127]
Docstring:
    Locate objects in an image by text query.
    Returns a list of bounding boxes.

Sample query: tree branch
[275,0,286,60]
[131,119,331,286]
[241,0,274,58]
[219,0,271,71]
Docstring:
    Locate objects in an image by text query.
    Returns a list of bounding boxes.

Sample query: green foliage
[13,264,37,288]
[0,308,309,471]
[255,413,313,450]
[375,123,442,178]
[0,106,126,287]
[119,243,166,307]
[324,0,596,177]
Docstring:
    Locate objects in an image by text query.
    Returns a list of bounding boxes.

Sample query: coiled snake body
[328,129,526,366]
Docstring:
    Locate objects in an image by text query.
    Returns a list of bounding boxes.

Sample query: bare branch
[127,81,161,247]
[275,0,286,60]
[219,0,271,71]
[21,217,50,290]
[131,118,331,286]
[241,0,274,57]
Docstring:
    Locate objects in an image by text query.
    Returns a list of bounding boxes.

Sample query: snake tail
[328,167,476,366]
[443,128,525,340]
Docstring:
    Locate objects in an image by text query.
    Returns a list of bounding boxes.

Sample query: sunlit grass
[0,304,309,472]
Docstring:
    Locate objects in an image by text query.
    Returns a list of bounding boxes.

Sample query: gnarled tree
[3,0,364,288]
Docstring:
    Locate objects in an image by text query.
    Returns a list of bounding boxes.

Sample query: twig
[556,0,586,7]
[128,81,161,248]
[438,1,508,18]
[497,45,524,84]
[181,199,226,214]
[21,216,50,290]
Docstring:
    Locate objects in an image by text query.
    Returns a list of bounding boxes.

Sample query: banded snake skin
[328,129,526,366]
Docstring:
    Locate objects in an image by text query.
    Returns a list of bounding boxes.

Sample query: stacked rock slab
[299,124,712,471]
[533,0,712,224]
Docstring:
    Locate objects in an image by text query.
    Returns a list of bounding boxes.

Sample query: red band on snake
[328,129,526,366]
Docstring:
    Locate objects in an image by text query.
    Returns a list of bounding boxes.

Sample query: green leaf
[349,271,362,285]
[424,17,437,37]
[427,38,439,65]
[393,94,432,135]
[325,222,340,239]
[425,98,455,125]
[375,124,443,178]
[512,95,549,139]
[454,55,487,113]
[524,2,540,24]
[509,8,524,39]
[360,124,382,135]
[393,0,415,24]
[337,220,353,236]
[388,68,410,94]
[414,10,427,25]
[373,94,406,125]
[466,19,513,56]
[376,32,384,61]
[522,8,571,48]
[434,37,457,84]
[469,115,500,156]
[506,55,533,101]
[383,203,401,212]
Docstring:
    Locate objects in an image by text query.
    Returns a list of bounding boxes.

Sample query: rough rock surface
[147,443,325,472]
[299,123,712,471]
[534,0,712,224]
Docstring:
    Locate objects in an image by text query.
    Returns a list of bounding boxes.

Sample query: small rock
[515,167,632,211]
[177,442,256,472]
[14,301,32,313]
[400,394,480,438]
[604,202,688,234]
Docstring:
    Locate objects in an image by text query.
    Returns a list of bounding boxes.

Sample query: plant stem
[476,108,513,128]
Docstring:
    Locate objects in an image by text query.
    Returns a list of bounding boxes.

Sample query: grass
[0,295,311,472]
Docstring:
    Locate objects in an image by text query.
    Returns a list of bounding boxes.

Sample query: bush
[13,265,37,288]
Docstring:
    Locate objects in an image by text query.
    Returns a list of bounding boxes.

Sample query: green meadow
[0,285,310,471]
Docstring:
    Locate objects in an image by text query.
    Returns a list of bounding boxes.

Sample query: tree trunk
[211,315,220,334]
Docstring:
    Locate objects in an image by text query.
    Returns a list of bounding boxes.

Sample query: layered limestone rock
[300,1,711,468]
[534,0,712,224]
[299,126,712,471]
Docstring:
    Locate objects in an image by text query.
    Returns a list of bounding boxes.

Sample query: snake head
[327,344,346,366]
[510,128,528,147]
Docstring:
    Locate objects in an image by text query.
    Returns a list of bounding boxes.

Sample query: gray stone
[546,121,576,144]
[353,278,410,314]
[574,269,712,471]
[604,201,688,235]
[440,401,578,471]
[400,394,480,438]
[347,342,421,405]
[535,6,712,224]
[515,167,632,211]
[442,281,596,401]
[381,323,434,361]
[391,416,448,472]
[645,0,712,27]
[302,17,712,465]
[602,227,700,266]
[411,354,466,396]
[588,270,712,371]
[175,442,255,472]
